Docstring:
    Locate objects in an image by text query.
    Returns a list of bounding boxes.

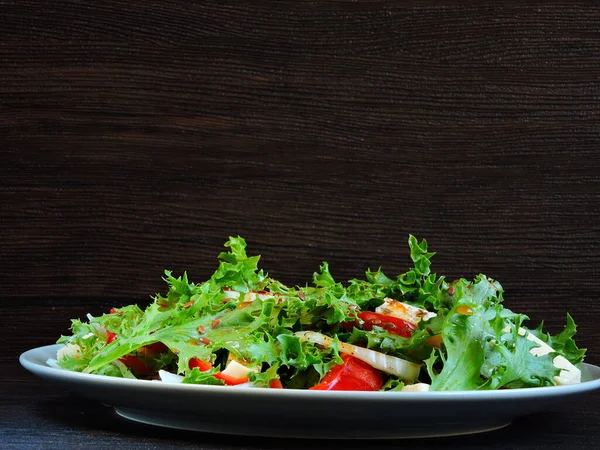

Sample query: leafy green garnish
[428,276,564,391]
[55,234,584,391]
[182,368,225,385]
[529,314,586,366]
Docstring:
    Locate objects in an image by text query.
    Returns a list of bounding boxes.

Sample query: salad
[52,236,586,392]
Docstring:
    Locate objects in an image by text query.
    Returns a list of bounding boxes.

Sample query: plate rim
[20,344,600,401]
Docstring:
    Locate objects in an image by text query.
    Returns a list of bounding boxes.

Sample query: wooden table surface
[2,1,600,448]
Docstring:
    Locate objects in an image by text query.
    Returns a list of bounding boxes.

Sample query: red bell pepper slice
[105,331,167,375]
[188,358,249,385]
[106,330,118,344]
[119,355,153,375]
[139,341,169,358]
[357,311,416,338]
[214,372,250,385]
[309,354,385,391]
[269,379,283,389]
[339,320,356,331]
[188,357,213,372]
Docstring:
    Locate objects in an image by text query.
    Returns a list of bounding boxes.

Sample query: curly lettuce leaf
[182,368,225,385]
[344,324,435,364]
[56,234,585,392]
[482,316,558,389]
[380,377,405,391]
[213,236,268,292]
[428,276,560,391]
[276,333,341,379]
[529,314,586,366]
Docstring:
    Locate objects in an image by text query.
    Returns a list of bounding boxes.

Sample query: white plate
[20,344,600,439]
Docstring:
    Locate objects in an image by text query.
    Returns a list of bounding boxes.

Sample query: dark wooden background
[2,1,599,449]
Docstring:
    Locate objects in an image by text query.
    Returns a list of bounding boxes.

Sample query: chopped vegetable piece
[357,311,416,338]
[310,354,385,391]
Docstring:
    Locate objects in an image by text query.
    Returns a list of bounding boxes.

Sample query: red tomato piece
[106,330,117,344]
[139,341,169,357]
[339,320,356,331]
[188,357,213,372]
[214,372,250,385]
[269,379,283,389]
[146,342,169,353]
[309,354,385,391]
[188,358,251,385]
[119,355,153,375]
[357,311,416,338]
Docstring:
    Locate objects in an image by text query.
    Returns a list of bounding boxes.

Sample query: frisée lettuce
[55,236,585,391]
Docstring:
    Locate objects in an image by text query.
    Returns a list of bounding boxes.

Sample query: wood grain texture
[1,2,600,447]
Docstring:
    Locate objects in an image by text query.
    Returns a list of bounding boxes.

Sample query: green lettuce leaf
[182,368,225,385]
[529,314,586,366]
[429,276,560,391]
[55,234,584,393]
[380,377,405,391]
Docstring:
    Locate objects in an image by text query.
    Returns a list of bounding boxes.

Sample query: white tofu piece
[158,370,184,384]
[220,359,261,379]
[375,298,437,326]
[401,383,430,392]
[57,343,82,361]
[502,326,581,385]
[223,288,241,299]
